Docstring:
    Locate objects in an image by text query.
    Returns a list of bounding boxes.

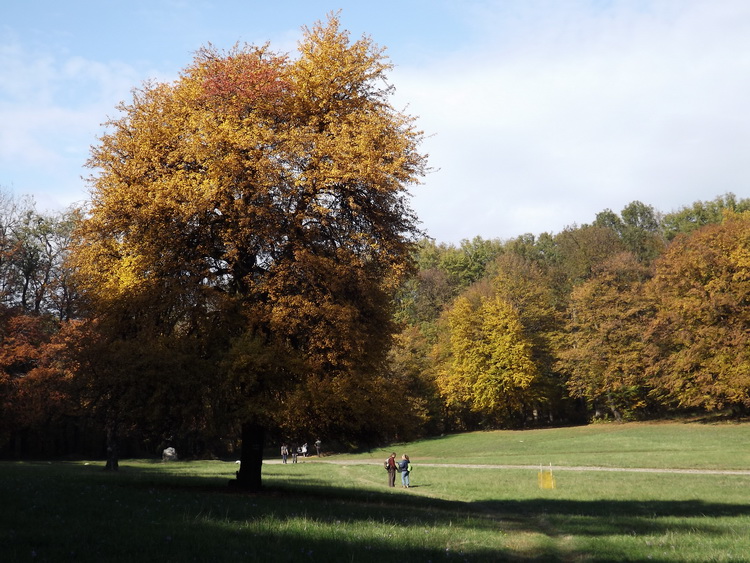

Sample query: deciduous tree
[645,212,750,412]
[594,201,665,263]
[558,252,655,420]
[436,283,541,428]
[71,15,426,487]
[553,225,625,287]
[661,193,750,241]
[492,254,568,423]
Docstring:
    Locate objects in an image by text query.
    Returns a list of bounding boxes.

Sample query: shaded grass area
[2,457,750,562]
[2,461,511,562]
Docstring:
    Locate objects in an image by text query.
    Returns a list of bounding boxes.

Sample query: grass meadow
[2,422,750,562]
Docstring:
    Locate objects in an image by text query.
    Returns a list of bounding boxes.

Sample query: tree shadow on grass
[473,497,750,537]
[4,461,749,562]
[130,464,750,556]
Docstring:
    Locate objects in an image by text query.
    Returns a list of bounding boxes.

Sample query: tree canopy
[69,15,427,486]
[646,211,750,411]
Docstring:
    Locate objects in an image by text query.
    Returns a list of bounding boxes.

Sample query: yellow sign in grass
[538,464,556,489]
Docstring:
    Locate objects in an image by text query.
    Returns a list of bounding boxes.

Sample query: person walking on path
[386,452,397,487]
[398,454,411,488]
[281,444,289,464]
[315,438,322,457]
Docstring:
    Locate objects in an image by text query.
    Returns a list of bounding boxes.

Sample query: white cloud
[394,0,750,242]
[2,1,749,234]
[0,38,164,208]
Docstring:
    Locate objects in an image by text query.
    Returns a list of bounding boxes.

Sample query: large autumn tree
[71,15,426,487]
[558,252,655,420]
[645,212,750,412]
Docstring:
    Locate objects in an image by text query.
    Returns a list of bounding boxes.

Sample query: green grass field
[2,422,750,562]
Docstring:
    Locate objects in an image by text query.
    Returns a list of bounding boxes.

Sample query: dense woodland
[2,191,748,460]
[391,194,750,434]
[1,17,749,468]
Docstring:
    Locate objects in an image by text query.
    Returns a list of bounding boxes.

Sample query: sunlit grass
[343,420,750,470]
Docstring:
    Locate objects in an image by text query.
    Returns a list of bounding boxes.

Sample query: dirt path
[278,458,750,476]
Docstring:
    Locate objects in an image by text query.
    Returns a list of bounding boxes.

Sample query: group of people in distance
[279,442,413,488]
[385,452,412,488]
[280,439,322,463]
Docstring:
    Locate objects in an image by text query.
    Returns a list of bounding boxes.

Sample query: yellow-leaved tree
[70,15,427,487]
[437,286,541,428]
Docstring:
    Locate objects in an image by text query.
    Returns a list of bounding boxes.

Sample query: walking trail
[272,458,750,476]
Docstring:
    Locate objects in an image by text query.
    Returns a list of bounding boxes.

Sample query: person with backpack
[398,454,412,488]
[385,452,397,487]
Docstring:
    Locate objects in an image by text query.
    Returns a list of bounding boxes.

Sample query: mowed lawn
[2,422,750,562]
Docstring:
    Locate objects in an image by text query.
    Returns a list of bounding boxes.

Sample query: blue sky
[2,1,749,243]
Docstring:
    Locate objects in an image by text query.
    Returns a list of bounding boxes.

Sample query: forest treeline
[1,191,748,457]
[391,193,750,432]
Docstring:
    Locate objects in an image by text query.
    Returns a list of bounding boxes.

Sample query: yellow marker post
[538,463,556,489]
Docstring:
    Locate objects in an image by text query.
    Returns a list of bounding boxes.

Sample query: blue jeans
[401,471,410,487]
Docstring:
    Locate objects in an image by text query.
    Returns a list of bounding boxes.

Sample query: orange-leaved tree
[70,15,426,487]
[645,211,750,412]
[557,252,655,421]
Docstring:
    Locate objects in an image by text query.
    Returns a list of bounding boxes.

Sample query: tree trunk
[606,393,623,423]
[104,424,119,471]
[232,422,264,491]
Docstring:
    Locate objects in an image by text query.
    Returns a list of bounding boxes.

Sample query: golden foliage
[69,14,427,441]
[557,252,654,419]
[645,212,750,410]
[437,289,541,425]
